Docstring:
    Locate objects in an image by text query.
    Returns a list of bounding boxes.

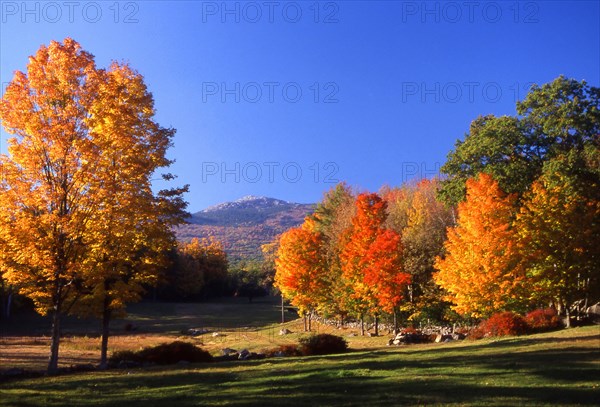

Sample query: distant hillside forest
[175,196,315,262]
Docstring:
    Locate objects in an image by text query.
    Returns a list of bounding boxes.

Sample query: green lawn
[1,326,598,406]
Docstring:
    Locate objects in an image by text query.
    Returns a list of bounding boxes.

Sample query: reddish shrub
[525,308,562,332]
[266,344,302,357]
[299,334,348,356]
[469,312,528,339]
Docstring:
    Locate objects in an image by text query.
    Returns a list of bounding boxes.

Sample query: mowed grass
[0,326,599,406]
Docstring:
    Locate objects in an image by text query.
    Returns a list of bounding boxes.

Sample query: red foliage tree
[340,193,410,335]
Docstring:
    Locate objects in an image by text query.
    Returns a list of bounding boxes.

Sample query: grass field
[0,297,392,370]
[0,327,598,406]
[1,298,599,406]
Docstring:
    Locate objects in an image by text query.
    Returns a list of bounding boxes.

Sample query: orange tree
[434,173,526,318]
[274,220,328,331]
[0,39,186,373]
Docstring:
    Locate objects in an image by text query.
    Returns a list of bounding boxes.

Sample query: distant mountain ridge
[175,196,314,262]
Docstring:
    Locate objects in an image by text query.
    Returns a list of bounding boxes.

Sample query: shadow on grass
[1,297,284,337]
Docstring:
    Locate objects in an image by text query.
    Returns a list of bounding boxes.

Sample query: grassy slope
[1,326,599,406]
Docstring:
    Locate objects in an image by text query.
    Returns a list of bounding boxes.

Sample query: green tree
[439,76,599,205]
[306,183,355,320]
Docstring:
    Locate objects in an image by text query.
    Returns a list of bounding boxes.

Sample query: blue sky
[1,1,598,212]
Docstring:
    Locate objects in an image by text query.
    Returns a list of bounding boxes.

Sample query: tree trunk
[5,290,13,319]
[281,295,285,324]
[47,308,61,374]
[303,314,307,332]
[308,312,312,332]
[565,304,571,328]
[393,309,399,335]
[360,314,365,336]
[374,314,379,336]
[99,297,112,369]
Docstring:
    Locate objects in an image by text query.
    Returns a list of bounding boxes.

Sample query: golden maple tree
[75,62,187,368]
[0,39,186,373]
[433,173,525,318]
[516,156,600,326]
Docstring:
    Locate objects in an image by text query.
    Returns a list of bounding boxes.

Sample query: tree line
[275,76,599,333]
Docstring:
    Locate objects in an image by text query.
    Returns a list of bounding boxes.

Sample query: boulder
[187,328,210,336]
[279,328,292,335]
[238,349,251,360]
[221,348,238,356]
[586,303,600,323]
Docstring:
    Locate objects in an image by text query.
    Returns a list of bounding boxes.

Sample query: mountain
[175,196,315,262]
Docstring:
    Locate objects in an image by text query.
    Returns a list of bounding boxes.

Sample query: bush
[525,308,562,332]
[299,334,348,356]
[110,341,213,366]
[265,344,302,357]
[470,312,528,339]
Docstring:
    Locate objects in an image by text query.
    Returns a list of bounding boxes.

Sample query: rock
[347,333,357,337]
[435,334,443,343]
[187,328,210,336]
[222,348,238,356]
[586,303,600,323]
[212,332,222,337]
[367,332,378,337]
[279,328,292,335]
[238,349,251,360]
